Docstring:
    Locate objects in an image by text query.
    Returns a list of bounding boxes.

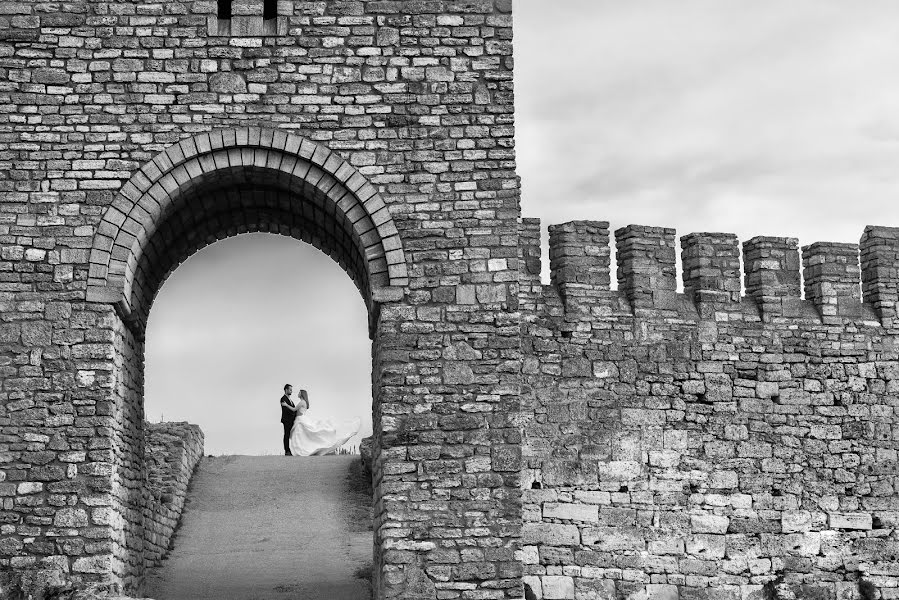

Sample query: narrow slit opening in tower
[263,0,277,21]
[217,0,231,19]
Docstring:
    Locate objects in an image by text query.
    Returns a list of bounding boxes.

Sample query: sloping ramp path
[144,455,372,600]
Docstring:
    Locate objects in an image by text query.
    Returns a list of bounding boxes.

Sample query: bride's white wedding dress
[289,410,361,456]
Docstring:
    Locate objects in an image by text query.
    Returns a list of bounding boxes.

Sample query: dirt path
[143,455,372,600]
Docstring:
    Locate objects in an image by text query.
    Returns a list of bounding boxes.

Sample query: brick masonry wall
[142,421,203,570]
[519,220,899,600]
[0,1,521,598]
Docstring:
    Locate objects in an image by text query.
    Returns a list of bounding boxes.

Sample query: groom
[279,384,298,456]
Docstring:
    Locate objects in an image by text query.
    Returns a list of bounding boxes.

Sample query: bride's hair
[299,389,309,408]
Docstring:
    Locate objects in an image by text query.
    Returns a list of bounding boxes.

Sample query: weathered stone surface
[690,513,729,534]
[3,1,899,598]
[543,502,598,523]
[54,508,88,528]
[542,576,574,600]
[575,578,615,600]
[646,584,679,600]
[403,566,437,600]
[781,510,812,533]
[522,523,579,546]
[443,363,475,385]
[208,72,247,94]
[72,555,109,574]
[359,436,373,476]
[32,67,69,84]
[828,512,873,530]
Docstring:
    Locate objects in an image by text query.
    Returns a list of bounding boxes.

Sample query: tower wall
[0,1,521,597]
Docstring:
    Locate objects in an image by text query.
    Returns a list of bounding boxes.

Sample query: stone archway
[85,127,409,592]
[86,127,408,337]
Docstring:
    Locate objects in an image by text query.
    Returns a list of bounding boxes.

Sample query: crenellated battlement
[524,218,899,325]
[521,218,899,599]
[861,226,899,327]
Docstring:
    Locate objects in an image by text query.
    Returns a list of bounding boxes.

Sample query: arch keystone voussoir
[283,133,302,156]
[271,129,289,151]
[194,132,212,154]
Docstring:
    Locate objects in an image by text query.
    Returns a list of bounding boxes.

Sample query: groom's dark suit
[280,394,296,455]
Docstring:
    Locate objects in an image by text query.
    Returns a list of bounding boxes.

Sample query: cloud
[861,117,899,144]
[515,0,899,252]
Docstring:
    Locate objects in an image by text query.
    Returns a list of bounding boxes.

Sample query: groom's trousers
[282,421,293,455]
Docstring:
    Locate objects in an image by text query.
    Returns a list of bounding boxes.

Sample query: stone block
[523,576,542,599]
[783,532,821,556]
[704,373,733,402]
[781,510,812,533]
[521,523,580,546]
[690,514,729,534]
[33,68,69,84]
[686,534,725,559]
[0,323,22,344]
[443,363,474,385]
[649,538,684,555]
[581,526,645,551]
[491,446,521,472]
[21,322,53,346]
[598,460,642,481]
[646,584,679,600]
[828,512,872,530]
[575,578,615,600]
[542,576,574,600]
[53,508,88,528]
[17,482,42,495]
[543,502,599,523]
[72,555,108,574]
[756,381,779,398]
[621,409,666,426]
[210,72,247,94]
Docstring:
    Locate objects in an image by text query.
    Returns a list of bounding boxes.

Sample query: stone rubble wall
[519,219,899,600]
[141,421,203,571]
[109,316,144,585]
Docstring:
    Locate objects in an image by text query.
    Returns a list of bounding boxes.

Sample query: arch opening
[87,128,409,337]
[143,233,376,456]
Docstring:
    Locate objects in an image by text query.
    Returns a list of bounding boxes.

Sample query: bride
[288,389,361,456]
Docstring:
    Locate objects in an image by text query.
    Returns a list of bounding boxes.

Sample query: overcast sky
[144,1,899,455]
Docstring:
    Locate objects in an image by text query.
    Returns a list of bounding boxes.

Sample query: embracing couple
[279,384,361,457]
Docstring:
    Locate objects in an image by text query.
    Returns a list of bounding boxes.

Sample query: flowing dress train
[289,413,361,456]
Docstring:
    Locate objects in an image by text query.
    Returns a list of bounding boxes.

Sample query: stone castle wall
[142,421,203,571]
[518,219,899,599]
[4,0,899,598]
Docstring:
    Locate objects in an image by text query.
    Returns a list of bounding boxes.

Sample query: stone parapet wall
[519,219,899,599]
[142,422,203,571]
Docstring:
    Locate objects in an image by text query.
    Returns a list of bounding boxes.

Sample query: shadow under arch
[86,127,409,337]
